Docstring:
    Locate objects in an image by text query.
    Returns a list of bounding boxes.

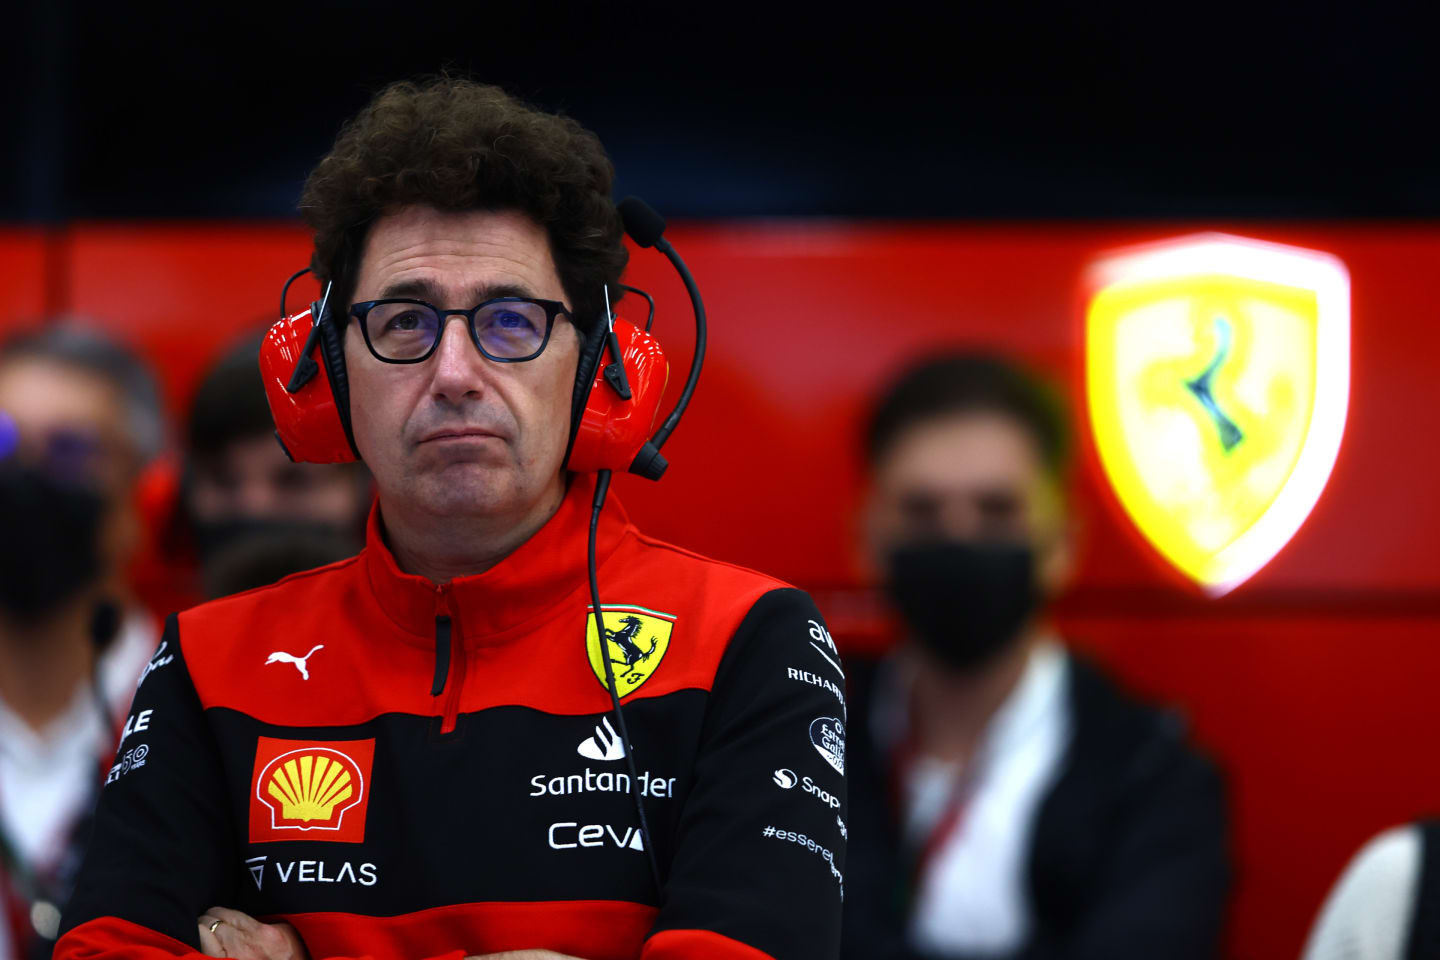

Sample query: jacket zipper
[433,585,466,735]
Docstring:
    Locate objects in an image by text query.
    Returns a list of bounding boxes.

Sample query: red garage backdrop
[6,220,1440,959]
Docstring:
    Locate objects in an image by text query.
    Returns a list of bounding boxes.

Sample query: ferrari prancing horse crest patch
[585,604,675,697]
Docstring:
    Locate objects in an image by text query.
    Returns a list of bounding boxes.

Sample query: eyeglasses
[0,412,119,489]
[349,297,571,363]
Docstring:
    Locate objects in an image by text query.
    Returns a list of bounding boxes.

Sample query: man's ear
[1038,488,1080,598]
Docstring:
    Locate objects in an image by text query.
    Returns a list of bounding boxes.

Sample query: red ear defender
[259,306,358,465]
[567,317,669,474]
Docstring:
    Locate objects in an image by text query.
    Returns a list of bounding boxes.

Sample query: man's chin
[414,457,567,520]
[408,466,514,519]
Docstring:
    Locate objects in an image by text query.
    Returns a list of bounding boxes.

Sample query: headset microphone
[616,197,667,249]
[615,197,707,482]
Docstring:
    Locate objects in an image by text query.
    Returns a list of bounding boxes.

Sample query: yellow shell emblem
[263,750,362,825]
[1085,233,1349,594]
[586,605,675,697]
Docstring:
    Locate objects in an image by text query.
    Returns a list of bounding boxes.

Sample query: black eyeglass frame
[349,297,572,364]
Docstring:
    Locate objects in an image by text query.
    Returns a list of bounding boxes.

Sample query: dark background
[7,0,1440,222]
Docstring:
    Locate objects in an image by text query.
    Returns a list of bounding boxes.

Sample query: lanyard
[889,738,979,908]
[1,870,28,960]
[0,683,116,958]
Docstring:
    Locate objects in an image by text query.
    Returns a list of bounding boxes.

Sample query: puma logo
[264,645,324,681]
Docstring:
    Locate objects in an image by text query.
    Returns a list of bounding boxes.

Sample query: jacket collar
[361,473,631,644]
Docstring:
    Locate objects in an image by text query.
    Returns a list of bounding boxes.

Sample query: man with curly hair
[56,79,845,960]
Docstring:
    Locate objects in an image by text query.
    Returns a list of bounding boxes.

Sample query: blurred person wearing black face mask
[0,328,163,960]
[840,353,1229,960]
[178,334,370,599]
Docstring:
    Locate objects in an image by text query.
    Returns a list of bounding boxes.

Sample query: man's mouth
[418,428,502,444]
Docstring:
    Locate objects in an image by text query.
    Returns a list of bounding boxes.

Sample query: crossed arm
[194,907,584,960]
[61,592,846,960]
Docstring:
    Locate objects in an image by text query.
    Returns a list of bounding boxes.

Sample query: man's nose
[428,315,488,401]
[237,480,281,517]
[937,500,983,541]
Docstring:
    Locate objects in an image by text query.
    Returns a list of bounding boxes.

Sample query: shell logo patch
[1085,233,1349,595]
[249,737,374,844]
[585,605,675,698]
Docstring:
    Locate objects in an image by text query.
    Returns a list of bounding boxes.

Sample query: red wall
[7,220,1440,959]
[0,229,52,332]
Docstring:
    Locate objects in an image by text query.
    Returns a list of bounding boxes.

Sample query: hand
[197,906,310,960]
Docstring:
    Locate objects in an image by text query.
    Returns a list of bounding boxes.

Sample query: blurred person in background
[0,327,163,960]
[840,353,1229,960]
[178,333,369,598]
[1302,821,1440,960]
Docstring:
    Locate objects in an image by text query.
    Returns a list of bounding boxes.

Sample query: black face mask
[884,540,1041,671]
[0,465,105,624]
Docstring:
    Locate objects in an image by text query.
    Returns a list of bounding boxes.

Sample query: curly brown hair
[299,77,628,333]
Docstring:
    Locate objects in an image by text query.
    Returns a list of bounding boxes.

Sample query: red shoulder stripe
[54,917,199,959]
[279,899,657,960]
[643,928,778,959]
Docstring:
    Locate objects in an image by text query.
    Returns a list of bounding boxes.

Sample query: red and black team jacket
[56,476,848,960]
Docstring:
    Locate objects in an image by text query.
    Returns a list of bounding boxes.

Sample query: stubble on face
[344,206,580,537]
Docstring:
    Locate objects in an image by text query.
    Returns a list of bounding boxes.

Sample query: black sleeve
[59,614,240,947]
[1024,743,1230,960]
[646,588,848,960]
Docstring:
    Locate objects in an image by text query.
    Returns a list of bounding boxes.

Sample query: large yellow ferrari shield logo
[586,604,675,697]
[1085,234,1349,594]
